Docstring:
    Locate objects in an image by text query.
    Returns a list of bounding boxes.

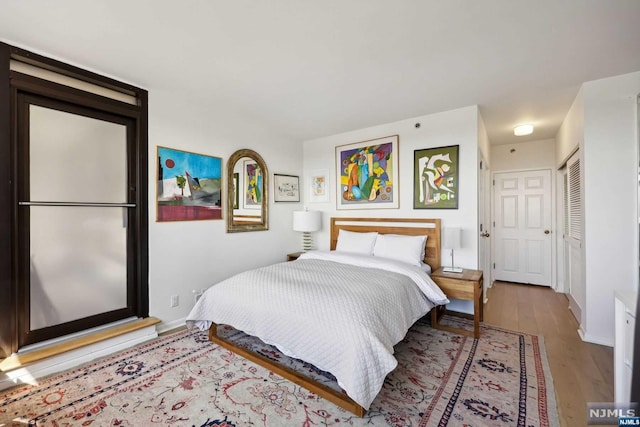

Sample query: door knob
[544,229,551,234]
[481,232,490,237]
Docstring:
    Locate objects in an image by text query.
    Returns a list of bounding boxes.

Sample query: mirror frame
[226,149,269,232]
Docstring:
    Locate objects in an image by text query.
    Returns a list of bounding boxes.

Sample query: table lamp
[293,209,322,252]
[443,227,463,273]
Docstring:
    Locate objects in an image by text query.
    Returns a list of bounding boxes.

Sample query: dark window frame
[0,43,148,357]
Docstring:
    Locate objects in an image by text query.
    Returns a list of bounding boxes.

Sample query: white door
[493,169,552,286]
[478,154,491,301]
[564,151,583,320]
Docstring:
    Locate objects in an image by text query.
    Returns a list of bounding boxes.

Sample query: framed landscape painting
[156,146,222,221]
[413,144,459,209]
[335,135,399,209]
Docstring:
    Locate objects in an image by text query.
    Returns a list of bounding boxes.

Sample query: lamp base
[301,232,313,252]
[442,267,463,273]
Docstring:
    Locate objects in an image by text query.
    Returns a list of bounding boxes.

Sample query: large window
[0,43,148,356]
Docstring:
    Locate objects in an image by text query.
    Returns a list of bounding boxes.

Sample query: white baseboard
[156,317,186,334]
[567,294,581,324]
[577,328,614,347]
[567,296,613,347]
[0,325,158,392]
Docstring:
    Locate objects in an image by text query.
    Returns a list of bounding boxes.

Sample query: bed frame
[208,217,441,417]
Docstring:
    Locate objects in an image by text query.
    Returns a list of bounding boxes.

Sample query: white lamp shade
[293,210,322,232]
[443,227,462,250]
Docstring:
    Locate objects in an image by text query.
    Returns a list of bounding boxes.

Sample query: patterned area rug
[0,316,559,426]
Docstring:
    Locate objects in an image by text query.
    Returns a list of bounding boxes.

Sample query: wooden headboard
[330,217,441,270]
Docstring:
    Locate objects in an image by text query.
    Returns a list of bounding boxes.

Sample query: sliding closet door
[16,94,137,347]
[0,43,148,357]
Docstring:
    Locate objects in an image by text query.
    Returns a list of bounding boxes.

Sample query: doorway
[493,169,553,286]
[478,153,491,301]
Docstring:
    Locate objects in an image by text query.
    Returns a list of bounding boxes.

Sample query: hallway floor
[484,281,614,427]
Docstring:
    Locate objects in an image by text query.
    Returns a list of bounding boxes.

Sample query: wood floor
[484,281,613,427]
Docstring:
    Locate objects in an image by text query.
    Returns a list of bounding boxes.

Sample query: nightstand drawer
[432,276,476,299]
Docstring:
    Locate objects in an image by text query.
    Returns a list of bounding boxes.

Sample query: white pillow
[373,234,428,267]
[335,230,378,255]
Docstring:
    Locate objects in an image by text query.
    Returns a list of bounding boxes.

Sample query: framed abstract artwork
[244,160,263,209]
[274,174,300,202]
[413,144,459,209]
[335,135,399,209]
[308,169,329,203]
[156,146,223,221]
[232,172,239,209]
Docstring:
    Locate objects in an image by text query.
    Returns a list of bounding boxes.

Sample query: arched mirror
[226,149,268,232]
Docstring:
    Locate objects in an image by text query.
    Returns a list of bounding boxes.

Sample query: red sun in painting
[165,159,175,168]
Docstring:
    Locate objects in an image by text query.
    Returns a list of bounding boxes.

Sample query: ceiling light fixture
[514,124,534,136]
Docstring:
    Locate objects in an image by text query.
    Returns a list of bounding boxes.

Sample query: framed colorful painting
[308,169,329,203]
[413,145,459,209]
[232,172,239,209]
[244,160,263,209]
[335,135,399,209]
[156,146,223,221]
[274,174,300,202]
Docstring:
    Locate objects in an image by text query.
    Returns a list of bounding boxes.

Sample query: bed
[186,217,447,416]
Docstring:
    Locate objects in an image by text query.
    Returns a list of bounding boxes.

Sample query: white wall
[478,112,490,167]
[148,89,302,330]
[302,105,480,270]
[556,89,584,166]
[581,71,640,345]
[557,71,640,346]
[491,139,556,172]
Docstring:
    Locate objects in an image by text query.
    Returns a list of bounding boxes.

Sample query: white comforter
[185,250,448,409]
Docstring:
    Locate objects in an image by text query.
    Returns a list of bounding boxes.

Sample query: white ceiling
[2,0,640,145]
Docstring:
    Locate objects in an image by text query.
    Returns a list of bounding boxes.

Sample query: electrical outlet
[170,295,179,307]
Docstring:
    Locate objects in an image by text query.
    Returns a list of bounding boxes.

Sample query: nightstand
[430,268,484,338]
[286,252,303,261]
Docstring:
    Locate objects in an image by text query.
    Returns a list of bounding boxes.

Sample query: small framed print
[274,174,300,202]
[308,169,329,203]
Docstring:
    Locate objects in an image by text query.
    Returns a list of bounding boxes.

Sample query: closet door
[565,150,583,321]
[16,94,137,347]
